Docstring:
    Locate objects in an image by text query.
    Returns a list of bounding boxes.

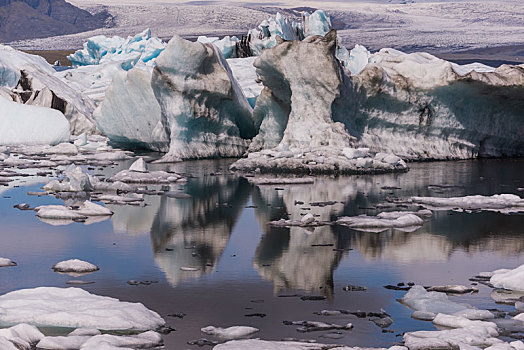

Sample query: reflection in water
[150,176,251,286]
[252,178,357,298]
[106,159,523,292]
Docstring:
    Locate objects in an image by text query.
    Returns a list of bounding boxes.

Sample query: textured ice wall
[347,49,524,159]
[151,35,255,162]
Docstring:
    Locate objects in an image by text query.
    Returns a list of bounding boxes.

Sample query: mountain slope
[0,0,113,42]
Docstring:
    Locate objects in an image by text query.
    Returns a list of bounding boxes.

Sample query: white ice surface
[52,259,99,273]
[400,285,479,315]
[201,326,259,339]
[490,264,524,291]
[411,194,524,213]
[0,258,17,267]
[0,96,70,146]
[336,213,423,232]
[0,287,165,331]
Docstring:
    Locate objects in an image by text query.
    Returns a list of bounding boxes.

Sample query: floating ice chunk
[283,320,353,332]
[0,258,17,267]
[201,326,259,339]
[76,201,113,216]
[490,264,524,291]
[69,328,101,337]
[411,311,436,321]
[0,287,165,331]
[214,339,404,349]
[336,213,423,232]
[411,194,524,213]
[35,205,87,220]
[0,323,44,349]
[404,323,501,350]
[37,335,91,349]
[129,158,148,173]
[36,331,162,350]
[399,285,473,315]
[432,314,496,329]
[249,177,315,185]
[52,259,99,273]
[79,331,163,349]
[425,285,477,294]
[90,194,144,205]
[111,170,184,184]
[0,96,70,146]
[377,210,432,220]
[68,29,166,68]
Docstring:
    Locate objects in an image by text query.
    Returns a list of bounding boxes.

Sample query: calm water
[0,158,523,348]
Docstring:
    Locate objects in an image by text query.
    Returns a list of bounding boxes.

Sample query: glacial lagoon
[0,158,522,348]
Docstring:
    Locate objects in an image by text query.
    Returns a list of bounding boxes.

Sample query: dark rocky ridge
[0,0,113,42]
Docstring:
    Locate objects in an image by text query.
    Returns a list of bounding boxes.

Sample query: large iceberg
[0,95,70,146]
[231,31,407,174]
[348,48,524,159]
[151,35,255,162]
[68,28,166,69]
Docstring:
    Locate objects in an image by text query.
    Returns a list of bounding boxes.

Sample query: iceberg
[68,28,166,68]
[231,31,406,175]
[348,48,524,159]
[0,95,70,146]
[0,287,165,331]
[93,67,169,152]
[151,35,255,162]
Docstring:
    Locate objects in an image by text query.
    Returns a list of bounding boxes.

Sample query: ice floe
[490,264,524,291]
[399,285,488,317]
[52,259,99,273]
[0,287,165,331]
[0,258,17,267]
[411,194,524,213]
[201,326,259,339]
